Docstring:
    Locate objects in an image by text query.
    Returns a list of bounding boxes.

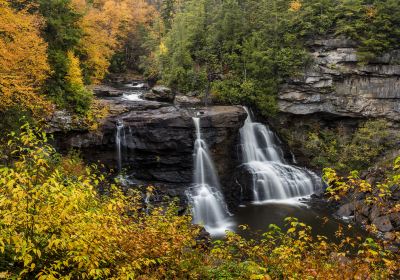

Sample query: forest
[0,0,399,279]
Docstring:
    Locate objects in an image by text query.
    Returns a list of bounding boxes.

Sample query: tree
[0,0,51,118]
[37,0,87,113]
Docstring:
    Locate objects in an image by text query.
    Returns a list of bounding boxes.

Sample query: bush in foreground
[0,126,398,279]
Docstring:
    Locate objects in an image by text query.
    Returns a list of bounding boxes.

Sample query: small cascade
[144,191,151,215]
[115,120,124,172]
[240,107,320,203]
[186,117,232,235]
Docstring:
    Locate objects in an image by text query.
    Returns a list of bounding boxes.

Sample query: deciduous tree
[0,0,51,118]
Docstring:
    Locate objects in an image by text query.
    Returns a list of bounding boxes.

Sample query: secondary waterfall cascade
[115,120,125,172]
[186,117,232,235]
[240,108,320,203]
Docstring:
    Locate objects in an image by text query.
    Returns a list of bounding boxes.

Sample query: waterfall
[240,107,320,203]
[186,117,232,235]
[115,120,124,172]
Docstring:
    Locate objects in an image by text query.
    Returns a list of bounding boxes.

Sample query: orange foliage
[72,0,156,83]
[366,6,377,18]
[0,0,52,118]
[289,0,302,12]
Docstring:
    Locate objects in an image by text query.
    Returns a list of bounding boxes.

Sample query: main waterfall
[186,117,232,235]
[240,108,319,203]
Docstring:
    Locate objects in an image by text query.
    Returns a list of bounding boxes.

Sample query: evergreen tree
[38,0,91,114]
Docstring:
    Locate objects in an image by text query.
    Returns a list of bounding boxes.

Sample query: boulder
[369,205,381,221]
[383,232,396,241]
[371,216,393,232]
[93,85,123,97]
[336,203,354,217]
[389,212,400,227]
[390,185,400,200]
[174,95,203,106]
[143,86,175,102]
[355,200,370,217]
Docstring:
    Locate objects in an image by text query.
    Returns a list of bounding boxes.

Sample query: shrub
[0,124,200,279]
[305,120,395,172]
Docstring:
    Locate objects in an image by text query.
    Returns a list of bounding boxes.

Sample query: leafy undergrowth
[324,156,400,243]
[0,126,398,279]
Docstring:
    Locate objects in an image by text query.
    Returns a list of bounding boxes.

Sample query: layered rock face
[278,38,400,121]
[50,96,246,203]
[272,38,400,241]
[268,37,400,169]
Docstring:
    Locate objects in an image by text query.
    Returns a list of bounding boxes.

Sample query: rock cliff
[268,37,400,170]
[50,94,246,205]
[278,38,400,121]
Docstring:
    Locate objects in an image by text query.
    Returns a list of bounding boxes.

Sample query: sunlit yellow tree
[0,0,51,118]
[0,124,200,279]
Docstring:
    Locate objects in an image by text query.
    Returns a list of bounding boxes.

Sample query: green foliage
[147,0,400,116]
[160,0,177,30]
[39,0,82,51]
[305,120,395,172]
[335,0,400,61]
[152,0,310,115]
[37,0,93,115]
[324,157,400,236]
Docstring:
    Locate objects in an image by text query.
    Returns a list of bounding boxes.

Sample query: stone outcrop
[143,85,176,103]
[278,37,400,121]
[50,94,247,206]
[92,85,124,98]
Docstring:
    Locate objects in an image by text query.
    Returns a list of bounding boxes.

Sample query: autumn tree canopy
[0,0,51,118]
[0,0,156,119]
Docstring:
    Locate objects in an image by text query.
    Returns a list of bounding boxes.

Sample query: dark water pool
[214,199,366,241]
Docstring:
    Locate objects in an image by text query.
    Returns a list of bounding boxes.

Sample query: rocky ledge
[278,37,400,121]
[50,91,247,206]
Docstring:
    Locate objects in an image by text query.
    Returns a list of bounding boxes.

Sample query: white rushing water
[115,120,125,172]
[122,93,142,101]
[186,117,232,236]
[240,107,319,203]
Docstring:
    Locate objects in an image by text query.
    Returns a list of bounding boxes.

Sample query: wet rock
[143,86,175,102]
[130,81,149,90]
[50,100,247,207]
[371,216,393,232]
[389,212,400,227]
[383,232,396,241]
[355,200,370,217]
[233,165,256,204]
[195,226,211,249]
[336,203,354,217]
[174,95,203,106]
[390,185,400,200]
[369,205,381,221]
[93,85,124,97]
